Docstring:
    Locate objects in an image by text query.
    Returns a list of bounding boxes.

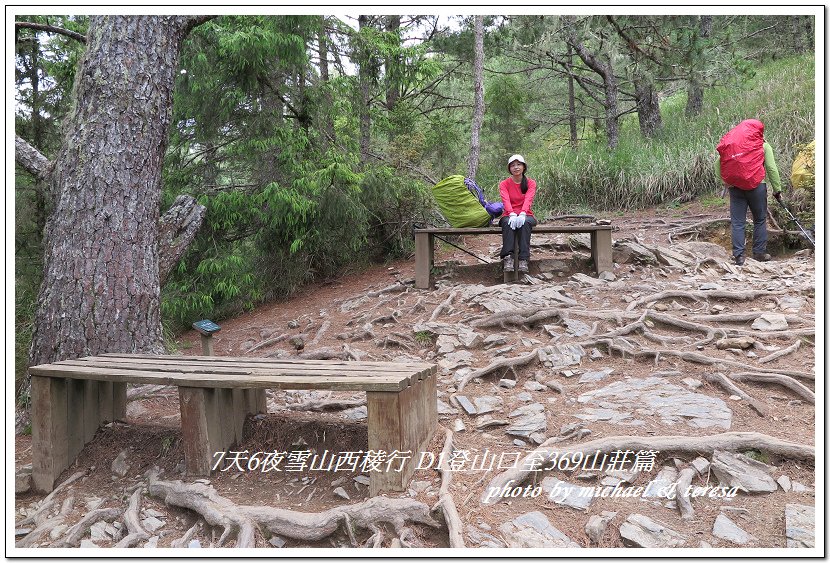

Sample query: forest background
[13,11,817,406]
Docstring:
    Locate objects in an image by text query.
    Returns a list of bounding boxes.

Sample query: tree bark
[29,16,208,368]
[384,15,401,112]
[685,15,712,117]
[467,16,485,180]
[634,75,662,137]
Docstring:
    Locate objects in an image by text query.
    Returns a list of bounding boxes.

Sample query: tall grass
[530,53,815,214]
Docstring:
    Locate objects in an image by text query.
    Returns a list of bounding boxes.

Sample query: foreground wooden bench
[414,224,613,288]
[29,354,437,497]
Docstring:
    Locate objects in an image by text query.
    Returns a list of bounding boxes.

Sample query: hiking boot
[753,253,771,262]
[503,255,514,271]
[734,254,745,266]
[518,259,529,273]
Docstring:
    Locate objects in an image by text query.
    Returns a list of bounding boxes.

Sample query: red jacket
[499,177,537,216]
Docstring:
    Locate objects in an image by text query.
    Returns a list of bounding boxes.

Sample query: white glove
[514,212,526,229]
[507,213,518,229]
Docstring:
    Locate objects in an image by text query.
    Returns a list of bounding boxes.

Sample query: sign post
[192,320,221,356]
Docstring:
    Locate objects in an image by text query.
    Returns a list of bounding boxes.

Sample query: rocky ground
[14,202,817,552]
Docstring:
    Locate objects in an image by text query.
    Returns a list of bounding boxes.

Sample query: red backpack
[716,119,766,190]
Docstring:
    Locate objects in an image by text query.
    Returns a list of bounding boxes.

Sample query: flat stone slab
[619,514,687,548]
[712,514,756,545]
[541,477,594,511]
[576,377,732,429]
[710,450,777,493]
[505,412,547,437]
[785,504,815,548]
[498,511,581,548]
[461,284,579,312]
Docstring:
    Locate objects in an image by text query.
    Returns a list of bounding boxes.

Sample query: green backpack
[432,175,492,228]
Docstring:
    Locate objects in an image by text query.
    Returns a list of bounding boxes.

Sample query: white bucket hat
[507,154,527,171]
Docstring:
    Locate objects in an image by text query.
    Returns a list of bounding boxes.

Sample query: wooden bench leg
[414,232,435,289]
[99,381,114,423]
[179,387,222,476]
[367,376,437,496]
[113,382,127,421]
[83,380,100,443]
[67,379,86,462]
[504,236,520,283]
[32,376,69,493]
[591,229,613,274]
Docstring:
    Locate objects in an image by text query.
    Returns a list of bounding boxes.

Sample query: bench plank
[97,354,433,372]
[29,364,417,392]
[414,225,611,234]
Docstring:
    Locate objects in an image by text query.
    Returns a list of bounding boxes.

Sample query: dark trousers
[729,183,767,258]
[499,215,537,260]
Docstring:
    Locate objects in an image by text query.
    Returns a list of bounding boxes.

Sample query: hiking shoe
[518,259,529,273]
[503,255,514,271]
[753,253,771,262]
[734,255,745,266]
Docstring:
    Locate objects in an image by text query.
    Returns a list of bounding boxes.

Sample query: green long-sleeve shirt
[714,142,782,193]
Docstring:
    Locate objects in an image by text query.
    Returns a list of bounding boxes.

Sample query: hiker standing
[499,154,538,273]
[714,119,782,266]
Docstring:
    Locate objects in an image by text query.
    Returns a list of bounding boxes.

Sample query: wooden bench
[28,354,438,497]
[413,224,613,288]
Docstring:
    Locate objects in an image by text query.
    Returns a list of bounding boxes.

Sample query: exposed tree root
[690,312,809,325]
[431,427,465,548]
[286,396,366,412]
[308,321,331,347]
[758,340,801,364]
[586,339,815,380]
[456,349,539,391]
[481,432,815,504]
[15,515,65,548]
[59,507,122,547]
[170,522,200,548]
[675,467,697,520]
[297,347,349,360]
[114,489,149,548]
[703,372,768,416]
[626,289,786,311]
[19,470,86,526]
[429,290,457,322]
[470,308,566,329]
[148,471,440,547]
[728,372,815,404]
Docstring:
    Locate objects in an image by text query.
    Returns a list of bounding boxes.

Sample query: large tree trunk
[357,15,372,164]
[317,17,335,147]
[28,16,207,367]
[685,15,712,117]
[568,32,619,149]
[566,44,578,148]
[634,75,662,137]
[467,15,485,180]
[384,15,401,112]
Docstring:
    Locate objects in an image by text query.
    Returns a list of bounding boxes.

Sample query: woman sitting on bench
[499,154,538,273]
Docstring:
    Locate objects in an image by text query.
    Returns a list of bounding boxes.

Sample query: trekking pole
[773,192,815,248]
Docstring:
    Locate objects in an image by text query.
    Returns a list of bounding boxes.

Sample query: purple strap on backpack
[464,178,504,218]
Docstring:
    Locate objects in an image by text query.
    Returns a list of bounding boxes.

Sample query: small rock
[80,540,100,548]
[269,536,286,548]
[498,378,517,389]
[682,377,703,389]
[690,457,710,475]
[143,536,159,548]
[619,514,686,548]
[750,313,788,331]
[585,511,617,543]
[333,487,350,500]
[523,381,546,392]
[777,475,792,492]
[785,504,815,548]
[15,464,32,494]
[49,524,68,540]
[529,432,547,445]
[188,539,202,548]
[142,516,165,533]
[589,348,603,359]
[453,419,466,432]
[473,396,503,415]
[791,481,811,493]
[353,475,370,486]
[513,439,526,447]
[454,395,477,415]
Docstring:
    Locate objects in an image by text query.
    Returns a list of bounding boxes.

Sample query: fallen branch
[728,372,815,404]
[703,372,768,417]
[148,472,440,547]
[308,321,331,347]
[456,349,539,391]
[432,428,465,548]
[247,333,289,354]
[758,340,801,364]
[481,432,814,504]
